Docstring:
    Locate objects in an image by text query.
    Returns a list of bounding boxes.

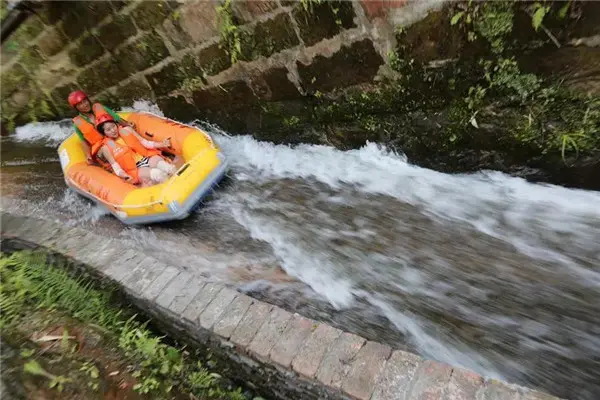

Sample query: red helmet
[95,113,115,129]
[68,90,88,107]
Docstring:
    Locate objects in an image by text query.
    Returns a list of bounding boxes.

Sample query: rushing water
[1,101,599,399]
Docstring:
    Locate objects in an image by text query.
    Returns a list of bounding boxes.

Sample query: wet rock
[162,0,218,50]
[192,80,258,111]
[19,46,45,73]
[130,0,178,29]
[147,54,202,97]
[156,96,201,123]
[60,1,113,40]
[37,27,69,58]
[68,32,105,67]
[0,64,28,98]
[232,0,279,23]
[114,79,155,106]
[109,1,128,12]
[77,57,129,94]
[250,66,301,101]
[197,43,231,76]
[146,46,228,97]
[292,1,356,46]
[95,90,121,111]
[396,7,466,63]
[10,15,46,46]
[114,30,169,77]
[49,82,80,115]
[297,39,384,93]
[523,46,600,96]
[256,99,319,143]
[96,14,137,51]
[240,13,300,61]
[191,80,261,133]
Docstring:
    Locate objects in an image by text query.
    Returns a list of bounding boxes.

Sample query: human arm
[74,125,94,164]
[98,146,134,182]
[129,127,171,149]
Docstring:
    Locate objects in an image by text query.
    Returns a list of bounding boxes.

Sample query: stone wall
[2,0,435,127]
[1,212,560,400]
[1,0,599,188]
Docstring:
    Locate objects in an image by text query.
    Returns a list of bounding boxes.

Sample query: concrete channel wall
[0,212,561,400]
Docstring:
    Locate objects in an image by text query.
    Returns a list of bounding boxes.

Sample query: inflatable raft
[57,111,228,225]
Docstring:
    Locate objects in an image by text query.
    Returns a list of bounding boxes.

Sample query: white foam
[213,134,600,275]
[223,195,356,309]
[121,100,165,117]
[12,120,73,147]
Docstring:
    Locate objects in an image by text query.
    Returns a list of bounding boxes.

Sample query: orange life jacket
[73,103,112,152]
[73,115,103,147]
[117,126,161,158]
[101,138,141,184]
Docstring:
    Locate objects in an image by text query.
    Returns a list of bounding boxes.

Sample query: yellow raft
[57,111,228,225]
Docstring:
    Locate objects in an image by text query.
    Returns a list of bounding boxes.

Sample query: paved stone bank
[0,212,561,400]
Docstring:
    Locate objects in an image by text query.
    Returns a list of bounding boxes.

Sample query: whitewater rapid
[3,101,599,398]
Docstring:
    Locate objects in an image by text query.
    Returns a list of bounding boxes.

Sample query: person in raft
[68,90,135,165]
[94,112,176,186]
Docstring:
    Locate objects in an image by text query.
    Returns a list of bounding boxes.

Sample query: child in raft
[95,114,176,186]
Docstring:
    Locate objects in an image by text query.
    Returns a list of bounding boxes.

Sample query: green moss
[156,96,200,122]
[130,0,177,28]
[293,1,355,46]
[96,14,137,50]
[77,57,129,94]
[19,46,45,73]
[196,44,231,77]
[10,16,46,45]
[114,79,155,106]
[27,94,58,123]
[60,2,113,40]
[240,14,300,61]
[1,65,28,98]
[49,82,80,116]
[68,33,105,67]
[114,30,169,76]
[296,39,383,93]
[37,27,69,58]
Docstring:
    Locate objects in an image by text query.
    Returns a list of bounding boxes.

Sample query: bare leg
[137,167,154,186]
[148,155,176,175]
[150,168,169,183]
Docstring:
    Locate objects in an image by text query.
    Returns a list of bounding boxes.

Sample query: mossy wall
[1,0,599,188]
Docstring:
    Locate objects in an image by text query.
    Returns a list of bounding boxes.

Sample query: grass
[0,251,253,399]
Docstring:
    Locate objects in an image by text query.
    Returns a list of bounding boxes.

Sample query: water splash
[9,100,166,148]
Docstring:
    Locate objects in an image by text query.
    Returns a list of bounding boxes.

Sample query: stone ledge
[0,212,562,400]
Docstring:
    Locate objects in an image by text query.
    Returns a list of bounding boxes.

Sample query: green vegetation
[446,0,598,162]
[216,0,242,64]
[0,251,252,399]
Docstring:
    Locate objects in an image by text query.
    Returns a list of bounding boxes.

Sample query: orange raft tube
[57,111,229,225]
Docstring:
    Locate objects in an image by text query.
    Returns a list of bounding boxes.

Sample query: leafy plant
[23,360,72,392]
[531,2,550,31]
[1,252,253,398]
[216,0,242,64]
